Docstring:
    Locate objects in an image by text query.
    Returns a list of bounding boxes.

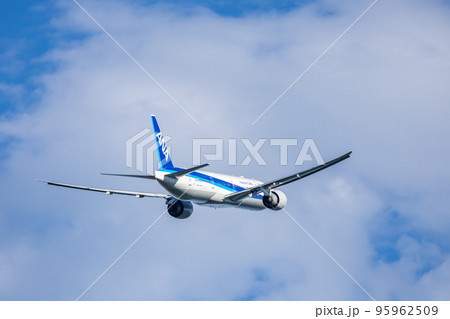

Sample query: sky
[0,0,450,301]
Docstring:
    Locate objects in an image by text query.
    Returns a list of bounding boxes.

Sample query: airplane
[38,115,352,219]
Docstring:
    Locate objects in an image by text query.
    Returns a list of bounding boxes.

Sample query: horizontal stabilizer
[165,163,210,178]
[101,173,156,179]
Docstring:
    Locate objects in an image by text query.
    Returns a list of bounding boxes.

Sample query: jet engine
[262,190,287,210]
[167,199,194,219]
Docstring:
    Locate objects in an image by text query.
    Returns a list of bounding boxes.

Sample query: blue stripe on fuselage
[158,168,263,199]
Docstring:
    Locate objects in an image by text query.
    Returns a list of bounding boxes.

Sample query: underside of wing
[225,151,352,202]
[36,179,171,199]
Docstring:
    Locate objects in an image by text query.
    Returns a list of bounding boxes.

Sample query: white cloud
[1,0,449,300]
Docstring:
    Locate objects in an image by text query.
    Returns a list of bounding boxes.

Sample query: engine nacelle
[167,199,194,219]
[262,190,287,211]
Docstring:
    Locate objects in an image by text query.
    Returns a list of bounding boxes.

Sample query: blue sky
[0,0,312,116]
[0,2,50,113]
[1,0,450,301]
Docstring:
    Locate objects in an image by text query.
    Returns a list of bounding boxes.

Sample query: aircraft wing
[36,179,171,199]
[224,151,352,202]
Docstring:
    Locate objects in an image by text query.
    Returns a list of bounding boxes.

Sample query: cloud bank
[0,0,449,300]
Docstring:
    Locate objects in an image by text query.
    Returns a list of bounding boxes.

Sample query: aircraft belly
[157,180,222,203]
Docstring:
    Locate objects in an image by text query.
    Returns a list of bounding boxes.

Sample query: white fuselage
[155,170,266,210]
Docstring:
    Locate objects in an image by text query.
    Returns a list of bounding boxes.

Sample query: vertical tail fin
[151,115,174,170]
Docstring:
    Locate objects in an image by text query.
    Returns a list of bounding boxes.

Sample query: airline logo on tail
[151,115,174,169]
[155,132,169,162]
